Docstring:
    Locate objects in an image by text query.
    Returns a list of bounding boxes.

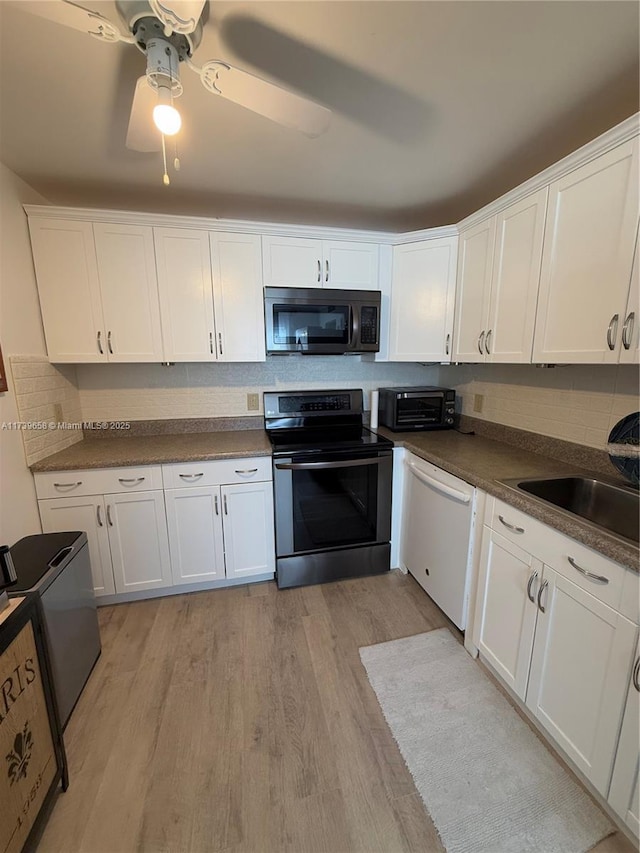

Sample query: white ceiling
[0,1,638,230]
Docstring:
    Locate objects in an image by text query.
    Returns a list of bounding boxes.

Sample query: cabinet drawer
[546,536,625,612]
[34,466,163,499]
[488,497,548,555]
[162,457,272,489]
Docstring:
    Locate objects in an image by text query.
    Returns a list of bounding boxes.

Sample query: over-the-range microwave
[264,287,381,355]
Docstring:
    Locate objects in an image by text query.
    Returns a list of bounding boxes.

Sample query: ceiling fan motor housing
[116,2,202,54]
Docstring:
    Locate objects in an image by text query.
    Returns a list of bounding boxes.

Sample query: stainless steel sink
[499,476,639,545]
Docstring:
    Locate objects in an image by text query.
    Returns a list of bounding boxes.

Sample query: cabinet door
[619,230,639,364]
[526,567,637,794]
[487,189,547,363]
[389,237,457,362]
[165,487,225,584]
[38,496,115,596]
[452,218,495,362]
[608,639,640,838]
[210,232,265,361]
[155,227,216,362]
[474,528,539,699]
[221,482,275,579]
[93,223,164,362]
[533,140,639,363]
[322,241,379,289]
[105,490,172,593]
[261,235,321,287]
[28,218,106,363]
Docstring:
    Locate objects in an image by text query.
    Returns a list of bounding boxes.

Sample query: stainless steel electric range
[264,389,393,589]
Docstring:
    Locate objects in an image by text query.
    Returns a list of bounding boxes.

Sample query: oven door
[273,450,392,557]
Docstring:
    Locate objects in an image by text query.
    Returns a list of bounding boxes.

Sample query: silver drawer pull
[107,330,114,354]
[622,311,635,350]
[54,481,82,490]
[477,330,485,355]
[537,579,549,613]
[567,556,609,584]
[526,570,538,603]
[97,331,103,355]
[214,494,219,516]
[106,504,114,527]
[445,333,450,356]
[633,656,640,693]
[179,473,204,481]
[223,494,228,515]
[498,515,525,534]
[485,329,492,355]
[96,505,103,527]
[234,468,258,475]
[118,477,145,485]
[209,332,214,355]
[606,314,619,350]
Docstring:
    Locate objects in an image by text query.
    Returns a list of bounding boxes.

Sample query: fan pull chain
[173,137,181,171]
[161,133,170,186]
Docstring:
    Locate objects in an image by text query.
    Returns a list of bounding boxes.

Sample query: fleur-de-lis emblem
[6,721,33,786]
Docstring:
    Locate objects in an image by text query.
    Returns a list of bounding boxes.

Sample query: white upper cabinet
[452,218,495,361]
[619,230,639,364]
[210,232,265,361]
[533,139,639,363]
[262,235,379,290]
[93,223,164,362]
[28,218,106,363]
[453,189,547,364]
[487,189,548,363]
[154,227,216,362]
[388,237,457,361]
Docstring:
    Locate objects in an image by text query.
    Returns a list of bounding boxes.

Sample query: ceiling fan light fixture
[153,85,182,135]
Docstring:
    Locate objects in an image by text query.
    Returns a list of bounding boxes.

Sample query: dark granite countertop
[30,429,272,471]
[377,426,638,573]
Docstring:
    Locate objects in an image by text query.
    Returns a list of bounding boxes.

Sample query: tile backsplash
[440,363,639,450]
[76,359,440,422]
[10,356,83,465]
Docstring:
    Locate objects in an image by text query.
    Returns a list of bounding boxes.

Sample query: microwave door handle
[275,457,382,471]
[349,305,359,349]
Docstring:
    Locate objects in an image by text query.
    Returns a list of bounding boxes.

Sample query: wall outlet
[53,403,64,423]
[473,394,484,414]
[247,393,260,412]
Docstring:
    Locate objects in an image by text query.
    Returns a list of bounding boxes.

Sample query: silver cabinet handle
[97,331,103,354]
[537,579,549,613]
[209,332,214,355]
[445,333,450,356]
[214,494,219,515]
[317,259,321,282]
[325,259,329,282]
[118,476,145,485]
[567,555,609,584]
[606,314,619,350]
[234,468,258,475]
[106,504,113,527]
[223,494,228,515]
[107,330,114,354]
[96,504,103,527]
[633,656,640,692]
[622,311,635,350]
[485,329,492,355]
[498,514,525,534]
[179,473,204,481]
[527,570,539,604]
[218,332,223,355]
[54,481,82,490]
[477,330,485,355]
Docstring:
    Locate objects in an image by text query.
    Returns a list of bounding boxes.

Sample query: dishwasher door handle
[406,461,471,504]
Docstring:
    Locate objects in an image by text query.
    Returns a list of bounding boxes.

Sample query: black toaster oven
[378,386,456,431]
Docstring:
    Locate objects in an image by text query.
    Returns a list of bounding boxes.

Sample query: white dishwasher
[401,453,476,629]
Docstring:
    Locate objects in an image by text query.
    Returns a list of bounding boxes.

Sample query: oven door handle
[406,461,472,504]
[275,457,383,471]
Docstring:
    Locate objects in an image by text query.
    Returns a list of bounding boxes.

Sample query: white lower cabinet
[36,457,276,599]
[608,639,640,838]
[473,497,639,812]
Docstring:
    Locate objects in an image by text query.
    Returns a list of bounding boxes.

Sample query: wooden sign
[0,621,57,853]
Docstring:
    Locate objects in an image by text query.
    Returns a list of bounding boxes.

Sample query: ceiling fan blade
[149,0,206,35]
[196,61,331,138]
[12,0,129,42]
[126,77,162,152]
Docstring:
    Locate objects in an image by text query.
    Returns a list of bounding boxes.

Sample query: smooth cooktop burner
[268,426,393,456]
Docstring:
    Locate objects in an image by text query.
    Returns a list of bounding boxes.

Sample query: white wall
[0,163,49,543]
[440,363,639,450]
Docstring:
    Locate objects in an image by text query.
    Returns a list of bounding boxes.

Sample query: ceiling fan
[17,0,332,182]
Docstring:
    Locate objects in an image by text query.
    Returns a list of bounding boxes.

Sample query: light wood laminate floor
[39,572,634,853]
